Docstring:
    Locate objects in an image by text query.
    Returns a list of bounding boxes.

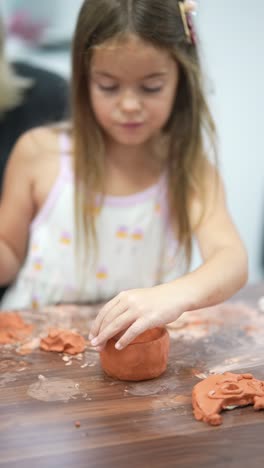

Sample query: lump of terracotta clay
[40,328,86,355]
[100,327,170,381]
[192,372,264,426]
[0,312,33,344]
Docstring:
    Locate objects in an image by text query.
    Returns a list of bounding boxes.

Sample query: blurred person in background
[0,14,69,300]
[0,14,69,189]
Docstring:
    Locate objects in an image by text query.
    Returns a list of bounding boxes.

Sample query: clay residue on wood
[192,372,264,426]
[167,302,259,340]
[27,375,82,402]
[17,337,41,355]
[0,312,33,344]
[40,328,86,355]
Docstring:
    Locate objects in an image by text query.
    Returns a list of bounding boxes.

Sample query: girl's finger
[114,318,149,350]
[97,302,129,336]
[89,295,121,339]
[91,311,136,347]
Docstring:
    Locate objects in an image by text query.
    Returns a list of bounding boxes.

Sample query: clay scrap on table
[192,372,264,426]
[0,312,33,345]
[40,328,86,355]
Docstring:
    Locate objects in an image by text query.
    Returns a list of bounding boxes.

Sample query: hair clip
[178,1,197,45]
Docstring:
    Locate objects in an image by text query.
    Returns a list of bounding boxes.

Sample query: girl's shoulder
[16,125,64,156]
[10,126,57,163]
[6,124,73,212]
[5,124,72,189]
[10,124,73,171]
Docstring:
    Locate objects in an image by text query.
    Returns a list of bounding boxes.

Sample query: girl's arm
[0,132,36,285]
[176,163,248,309]
[90,164,248,350]
[0,241,21,284]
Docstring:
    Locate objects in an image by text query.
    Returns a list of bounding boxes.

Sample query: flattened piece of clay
[100,327,170,381]
[192,372,264,426]
[0,312,33,344]
[40,328,86,355]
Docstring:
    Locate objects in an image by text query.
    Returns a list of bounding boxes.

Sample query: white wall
[1,0,83,77]
[192,0,264,282]
[1,0,83,39]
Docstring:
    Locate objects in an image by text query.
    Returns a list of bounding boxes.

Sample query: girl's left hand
[89,284,183,351]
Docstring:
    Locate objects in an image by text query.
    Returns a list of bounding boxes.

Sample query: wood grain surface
[0,283,263,468]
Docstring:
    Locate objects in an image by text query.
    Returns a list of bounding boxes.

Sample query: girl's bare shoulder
[11,125,73,176]
[14,126,63,160]
[7,125,72,209]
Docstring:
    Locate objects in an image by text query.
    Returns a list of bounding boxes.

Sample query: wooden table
[0,283,264,468]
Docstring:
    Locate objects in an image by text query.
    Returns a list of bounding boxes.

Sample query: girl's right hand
[89,283,184,351]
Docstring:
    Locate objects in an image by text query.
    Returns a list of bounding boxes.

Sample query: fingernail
[115,342,122,350]
[91,338,98,346]
[89,333,94,340]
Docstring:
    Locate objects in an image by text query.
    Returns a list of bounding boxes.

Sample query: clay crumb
[81,363,88,368]
[62,356,71,362]
[194,372,208,380]
[75,421,81,428]
[38,374,46,381]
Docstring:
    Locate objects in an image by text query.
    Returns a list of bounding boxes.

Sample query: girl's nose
[119,90,142,113]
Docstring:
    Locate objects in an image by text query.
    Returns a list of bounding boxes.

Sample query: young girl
[0,0,247,351]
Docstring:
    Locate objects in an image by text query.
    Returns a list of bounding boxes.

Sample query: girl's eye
[97,84,163,93]
[98,84,118,92]
[142,86,163,93]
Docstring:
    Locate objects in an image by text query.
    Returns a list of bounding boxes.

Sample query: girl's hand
[89,284,183,351]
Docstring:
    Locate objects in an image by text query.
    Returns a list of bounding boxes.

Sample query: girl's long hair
[71,0,217,266]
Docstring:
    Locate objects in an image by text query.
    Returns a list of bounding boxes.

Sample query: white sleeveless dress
[1,134,185,310]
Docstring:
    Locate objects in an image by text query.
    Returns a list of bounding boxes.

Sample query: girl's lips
[121,122,144,128]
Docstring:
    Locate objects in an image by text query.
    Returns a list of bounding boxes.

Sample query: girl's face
[89,35,179,146]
